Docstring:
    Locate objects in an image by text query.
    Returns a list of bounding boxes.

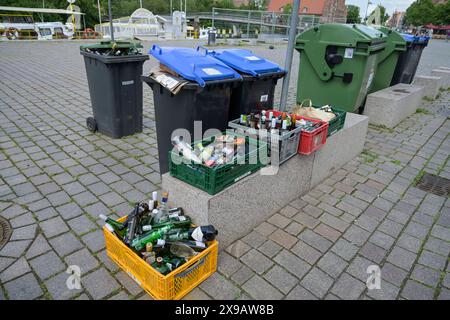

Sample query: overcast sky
[345,0,416,17]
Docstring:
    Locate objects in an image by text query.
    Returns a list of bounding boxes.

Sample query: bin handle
[196,45,210,56]
[174,254,208,279]
[151,44,163,55]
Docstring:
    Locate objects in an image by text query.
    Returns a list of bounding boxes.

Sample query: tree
[346,5,361,24]
[282,3,293,14]
[404,0,436,26]
[434,1,450,25]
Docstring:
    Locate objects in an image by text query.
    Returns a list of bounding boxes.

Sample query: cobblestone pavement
[0,39,449,300]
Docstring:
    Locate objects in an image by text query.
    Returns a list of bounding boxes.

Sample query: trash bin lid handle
[196,46,211,56]
[152,44,163,55]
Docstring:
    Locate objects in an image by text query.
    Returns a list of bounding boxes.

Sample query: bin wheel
[86,117,97,133]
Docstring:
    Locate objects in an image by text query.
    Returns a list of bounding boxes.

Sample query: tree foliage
[346,5,361,24]
[404,0,450,26]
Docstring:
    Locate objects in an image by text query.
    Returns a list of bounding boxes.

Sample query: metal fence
[187,8,347,39]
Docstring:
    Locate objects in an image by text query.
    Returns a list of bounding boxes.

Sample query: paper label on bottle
[245,55,260,61]
[168,213,179,219]
[260,94,269,102]
[195,241,206,248]
[344,48,354,59]
[178,216,187,221]
[202,68,222,76]
[191,227,204,242]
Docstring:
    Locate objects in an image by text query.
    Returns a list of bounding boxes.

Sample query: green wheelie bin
[369,26,407,94]
[295,24,387,113]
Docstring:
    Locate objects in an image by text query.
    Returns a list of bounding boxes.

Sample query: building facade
[267,0,347,22]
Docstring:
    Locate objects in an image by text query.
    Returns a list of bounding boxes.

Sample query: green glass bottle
[151,214,192,230]
[104,223,126,240]
[164,225,218,242]
[151,256,171,275]
[131,224,175,251]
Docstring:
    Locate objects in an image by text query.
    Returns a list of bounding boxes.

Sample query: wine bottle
[151,256,171,275]
[99,214,125,231]
[104,223,126,240]
[131,224,175,251]
[165,225,218,242]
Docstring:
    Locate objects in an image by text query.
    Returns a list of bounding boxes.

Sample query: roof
[0,6,84,15]
[425,24,450,30]
[267,0,325,15]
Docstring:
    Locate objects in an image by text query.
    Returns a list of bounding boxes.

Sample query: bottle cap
[152,191,158,201]
[156,256,163,264]
[146,243,153,252]
[98,214,107,221]
[142,225,152,232]
[156,239,166,246]
[152,209,159,214]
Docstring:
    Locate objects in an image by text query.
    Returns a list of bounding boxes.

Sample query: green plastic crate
[312,106,346,137]
[169,133,268,195]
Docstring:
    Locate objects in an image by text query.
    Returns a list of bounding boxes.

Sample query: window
[303,7,308,13]
[39,28,52,36]
[54,27,63,34]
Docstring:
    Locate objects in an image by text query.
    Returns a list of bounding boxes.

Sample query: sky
[345,0,416,17]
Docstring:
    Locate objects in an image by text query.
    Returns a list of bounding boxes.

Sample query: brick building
[267,0,347,22]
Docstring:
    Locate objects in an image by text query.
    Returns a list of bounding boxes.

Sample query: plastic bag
[292,99,336,122]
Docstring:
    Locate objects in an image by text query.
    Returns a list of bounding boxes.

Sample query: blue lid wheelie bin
[141,46,242,174]
[391,34,430,85]
[207,48,286,121]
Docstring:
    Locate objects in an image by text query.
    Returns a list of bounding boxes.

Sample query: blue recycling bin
[391,34,430,85]
[207,48,286,121]
[142,46,242,173]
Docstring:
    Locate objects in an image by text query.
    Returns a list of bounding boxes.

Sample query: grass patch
[422,96,433,102]
[412,170,426,186]
[416,108,431,115]
[362,149,378,163]
[390,159,402,166]
[370,124,394,133]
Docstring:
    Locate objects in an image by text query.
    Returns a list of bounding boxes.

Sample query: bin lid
[80,40,143,51]
[374,26,406,59]
[401,33,416,43]
[296,24,386,54]
[208,49,284,76]
[149,45,242,87]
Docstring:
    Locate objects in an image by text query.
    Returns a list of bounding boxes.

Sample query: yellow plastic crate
[103,216,218,300]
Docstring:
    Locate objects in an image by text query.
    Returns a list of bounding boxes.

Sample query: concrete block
[310,113,368,187]
[162,114,369,249]
[431,69,450,89]
[364,83,425,128]
[413,75,441,100]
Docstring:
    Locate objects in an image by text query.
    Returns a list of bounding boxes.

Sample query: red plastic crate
[265,110,328,155]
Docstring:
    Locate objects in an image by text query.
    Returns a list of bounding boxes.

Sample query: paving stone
[405,221,429,240]
[285,221,304,236]
[240,249,274,275]
[25,234,51,259]
[366,279,400,300]
[298,229,332,253]
[1,204,28,219]
[274,249,311,279]
[347,256,376,283]
[377,219,403,238]
[242,275,283,300]
[34,207,59,221]
[254,222,277,237]
[10,213,35,228]
[67,214,97,236]
[81,230,105,253]
[0,257,15,273]
[200,272,241,300]
[73,191,98,207]
[331,238,359,261]
[314,223,341,242]
[442,273,450,289]
[218,252,242,278]
[386,246,417,271]
[49,232,84,257]
[319,213,349,232]
[285,285,317,300]
[231,265,254,285]
[182,288,211,300]
[354,214,379,232]
[40,216,69,238]
[331,273,366,300]
[47,191,71,207]
[438,288,450,300]
[0,240,31,258]
[418,250,447,270]
[397,233,423,254]
[97,250,120,272]
[65,248,99,275]
[424,236,450,257]
[269,228,298,249]
[44,271,83,300]
[364,205,387,222]
[381,263,408,287]
[0,257,31,283]
[264,265,298,294]
[30,250,65,280]
[293,212,319,229]
[4,273,43,300]
[431,225,450,242]
[115,271,143,296]
[258,239,282,258]
[317,251,348,278]
[401,280,435,300]
[241,230,267,249]
[226,240,251,259]
[82,267,121,299]
[291,241,322,265]
[343,225,370,247]
[359,242,387,264]
[10,224,37,241]
[411,264,442,287]
[267,213,291,229]
[279,205,298,218]
[56,202,83,220]
[369,231,396,250]
[300,267,334,298]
